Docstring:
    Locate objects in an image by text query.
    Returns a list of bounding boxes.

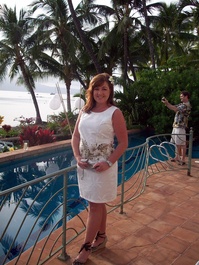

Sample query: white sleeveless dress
[77,106,118,203]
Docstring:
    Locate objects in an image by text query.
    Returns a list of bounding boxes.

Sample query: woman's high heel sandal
[91,232,107,252]
[73,242,91,265]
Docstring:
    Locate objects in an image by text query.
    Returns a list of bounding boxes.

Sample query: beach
[0,90,77,127]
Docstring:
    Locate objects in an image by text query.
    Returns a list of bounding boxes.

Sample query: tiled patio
[40,159,199,265]
[2,140,199,265]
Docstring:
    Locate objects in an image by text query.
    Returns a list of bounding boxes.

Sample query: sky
[2,0,177,11]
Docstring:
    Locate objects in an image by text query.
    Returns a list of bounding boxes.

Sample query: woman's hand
[77,158,89,169]
[93,161,110,172]
[77,159,111,171]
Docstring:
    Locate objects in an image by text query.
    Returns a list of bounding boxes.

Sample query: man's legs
[180,144,186,163]
[171,128,186,163]
[175,144,181,161]
[176,128,186,164]
[171,128,180,161]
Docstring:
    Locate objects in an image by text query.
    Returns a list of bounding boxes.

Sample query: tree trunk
[19,63,42,124]
[67,0,102,73]
[142,0,156,69]
[122,3,130,89]
[64,78,72,112]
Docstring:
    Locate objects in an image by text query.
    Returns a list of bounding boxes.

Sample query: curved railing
[0,129,193,264]
[146,130,193,176]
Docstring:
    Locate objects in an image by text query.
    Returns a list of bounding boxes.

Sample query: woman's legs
[74,202,107,263]
[91,203,107,247]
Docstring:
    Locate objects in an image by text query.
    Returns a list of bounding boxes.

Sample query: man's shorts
[170,128,186,145]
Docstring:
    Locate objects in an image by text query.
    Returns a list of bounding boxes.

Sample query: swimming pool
[0,132,149,263]
[0,131,198,263]
[0,146,81,263]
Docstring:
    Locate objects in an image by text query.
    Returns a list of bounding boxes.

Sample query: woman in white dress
[71,73,128,265]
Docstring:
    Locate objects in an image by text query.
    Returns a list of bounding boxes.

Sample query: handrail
[0,130,193,264]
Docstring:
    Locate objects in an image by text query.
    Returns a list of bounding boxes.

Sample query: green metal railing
[0,130,193,265]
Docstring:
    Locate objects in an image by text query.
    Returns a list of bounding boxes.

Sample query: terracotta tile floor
[3,145,199,265]
[39,159,199,265]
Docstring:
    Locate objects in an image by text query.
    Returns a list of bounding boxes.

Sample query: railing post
[119,152,126,214]
[145,138,150,183]
[187,127,193,176]
[58,172,70,261]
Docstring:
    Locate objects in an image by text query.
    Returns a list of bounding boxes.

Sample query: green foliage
[127,67,199,138]
[0,1,198,141]
[17,117,36,126]
[2,125,11,133]
[19,126,56,146]
[47,111,77,137]
[0,145,10,153]
[0,145,17,153]
[0,127,21,138]
[114,77,141,129]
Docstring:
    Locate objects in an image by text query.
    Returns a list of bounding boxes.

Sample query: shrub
[47,111,77,137]
[19,126,56,147]
[2,125,12,134]
[14,116,36,126]
[2,127,21,137]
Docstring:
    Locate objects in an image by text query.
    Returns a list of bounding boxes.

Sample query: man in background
[162,91,191,165]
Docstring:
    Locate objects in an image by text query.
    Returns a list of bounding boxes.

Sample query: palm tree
[192,1,199,36]
[178,0,199,47]
[74,1,117,77]
[109,0,137,81]
[99,0,149,83]
[67,0,103,74]
[0,5,42,124]
[30,0,75,112]
[30,0,95,111]
[151,2,197,67]
[139,0,156,69]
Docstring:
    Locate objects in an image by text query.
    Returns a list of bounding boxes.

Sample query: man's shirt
[173,101,191,129]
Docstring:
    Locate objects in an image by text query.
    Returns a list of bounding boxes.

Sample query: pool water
[0,146,81,263]
[0,132,149,263]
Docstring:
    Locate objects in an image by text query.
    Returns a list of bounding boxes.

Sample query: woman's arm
[71,112,91,169]
[108,108,128,164]
[71,112,81,162]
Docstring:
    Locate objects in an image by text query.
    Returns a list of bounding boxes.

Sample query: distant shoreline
[0,90,77,127]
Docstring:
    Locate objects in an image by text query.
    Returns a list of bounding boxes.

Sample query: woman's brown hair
[83,73,115,113]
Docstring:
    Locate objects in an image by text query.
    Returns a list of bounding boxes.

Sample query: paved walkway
[39,159,199,265]
[5,155,199,265]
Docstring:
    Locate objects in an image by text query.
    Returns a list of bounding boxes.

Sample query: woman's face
[93,81,110,104]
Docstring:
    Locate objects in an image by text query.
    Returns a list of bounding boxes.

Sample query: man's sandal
[91,232,107,252]
[73,242,91,265]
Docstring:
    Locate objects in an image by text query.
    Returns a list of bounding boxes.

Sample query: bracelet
[106,160,113,167]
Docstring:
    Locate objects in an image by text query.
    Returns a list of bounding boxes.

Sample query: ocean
[0,90,81,127]
[0,77,122,127]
